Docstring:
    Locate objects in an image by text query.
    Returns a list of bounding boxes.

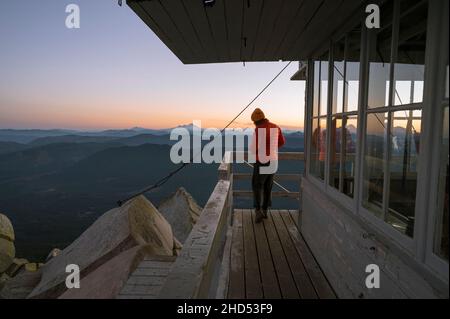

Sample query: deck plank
[251,210,282,299]
[271,211,318,299]
[289,210,299,228]
[280,212,336,299]
[263,210,300,299]
[228,209,245,299]
[242,209,263,299]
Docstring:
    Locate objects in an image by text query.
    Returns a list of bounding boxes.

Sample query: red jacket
[252,119,286,162]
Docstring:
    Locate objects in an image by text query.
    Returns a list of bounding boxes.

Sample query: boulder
[28,195,175,299]
[0,269,42,299]
[59,245,158,299]
[0,214,14,242]
[0,238,15,274]
[158,188,202,243]
[0,214,15,274]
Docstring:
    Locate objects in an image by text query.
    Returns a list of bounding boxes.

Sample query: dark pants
[252,161,274,210]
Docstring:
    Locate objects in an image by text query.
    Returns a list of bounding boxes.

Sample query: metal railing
[219,151,305,202]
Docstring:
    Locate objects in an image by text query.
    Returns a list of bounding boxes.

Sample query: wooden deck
[227,209,336,299]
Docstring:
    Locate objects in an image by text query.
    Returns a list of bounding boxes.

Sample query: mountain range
[0,126,304,261]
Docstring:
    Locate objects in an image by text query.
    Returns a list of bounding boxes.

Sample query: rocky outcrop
[0,214,43,298]
[28,195,178,299]
[0,214,15,274]
[158,188,202,242]
[59,245,157,299]
[0,269,42,299]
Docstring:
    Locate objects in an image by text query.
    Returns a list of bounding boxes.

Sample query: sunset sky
[0,1,305,131]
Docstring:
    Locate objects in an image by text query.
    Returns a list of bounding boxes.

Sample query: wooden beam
[242,209,263,298]
[227,210,245,299]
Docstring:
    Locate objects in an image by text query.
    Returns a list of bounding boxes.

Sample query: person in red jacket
[250,108,286,223]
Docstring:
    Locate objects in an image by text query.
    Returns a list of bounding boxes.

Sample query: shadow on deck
[227,209,336,299]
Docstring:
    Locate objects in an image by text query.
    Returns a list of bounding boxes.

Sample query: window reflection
[320,60,329,116]
[329,116,343,189]
[387,110,422,237]
[343,116,357,197]
[313,61,320,117]
[363,113,387,215]
[311,117,327,180]
[310,54,329,182]
[329,115,357,197]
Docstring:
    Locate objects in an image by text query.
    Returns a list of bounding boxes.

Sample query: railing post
[218,151,232,181]
[218,151,234,225]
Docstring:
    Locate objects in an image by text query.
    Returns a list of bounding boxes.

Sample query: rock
[45,248,61,262]
[158,188,202,243]
[28,195,176,299]
[0,238,15,274]
[0,214,15,274]
[0,214,14,242]
[0,273,11,292]
[59,245,158,299]
[0,269,42,299]
[5,258,29,277]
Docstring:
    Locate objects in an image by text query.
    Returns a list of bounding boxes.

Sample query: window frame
[419,0,449,280]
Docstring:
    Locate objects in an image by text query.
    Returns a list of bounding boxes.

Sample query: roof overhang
[290,62,308,81]
[127,0,370,64]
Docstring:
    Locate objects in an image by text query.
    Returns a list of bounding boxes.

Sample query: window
[310,53,329,180]
[329,28,361,198]
[362,0,427,237]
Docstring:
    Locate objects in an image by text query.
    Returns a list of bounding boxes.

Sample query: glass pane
[346,27,361,112]
[332,40,345,114]
[343,116,358,197]
[329,115,358,197]
[329,116,343,189]
[367,1,393,109]
[387,110,422,237]
[320,53,329,116]
[434,105,449,260]
[310,117,327,180]
[393,1,427,106]
[363,112,388,215]
[313,61,320,117]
